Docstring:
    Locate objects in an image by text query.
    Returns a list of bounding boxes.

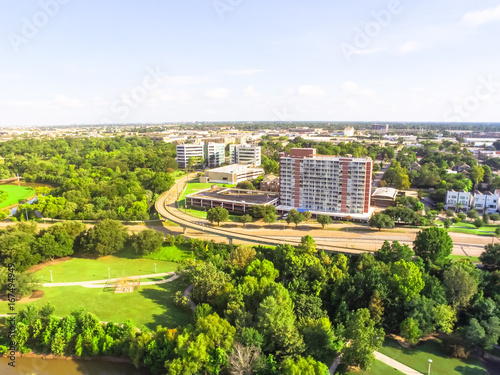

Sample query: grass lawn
[449,255,481,263]
[0,184,35,209]
[172,170,186,180]
[33,254,180,283]
[336,360,404,375]
[378,339,487,375]
[178,180,236,206]
[0,279,192,329]
[447,227,494,237]
[143,244,195,262]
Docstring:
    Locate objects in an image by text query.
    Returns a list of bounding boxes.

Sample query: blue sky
[1,0,500,126]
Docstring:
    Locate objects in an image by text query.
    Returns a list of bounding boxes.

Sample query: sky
[1,0,500,126]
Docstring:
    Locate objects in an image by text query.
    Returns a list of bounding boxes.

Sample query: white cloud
[224,69,263,75]
[463,5,500,27]
[297,85,326,97]
[163,76,212,85]
[53,95,85,108]
[398,41,422,54]
[206,88,229,99]
[159,91,192,102]
[352,48,386,56]
[341,81,359,93]
[242,86,261,98]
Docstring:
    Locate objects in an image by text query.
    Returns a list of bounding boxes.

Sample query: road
[155,175,489,257]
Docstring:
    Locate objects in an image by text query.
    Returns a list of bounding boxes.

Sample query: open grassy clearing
[449,255,481,263]
[0,279,192,329]
[143,244,195,262]
[378,339,487,375]
[0,184,35,209]
[336,360,404,375]
[178,180,236,206]
[33,253,180,283]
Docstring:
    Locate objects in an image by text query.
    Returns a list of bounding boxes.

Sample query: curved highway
[155,176,487,256]
[155,177,373,255]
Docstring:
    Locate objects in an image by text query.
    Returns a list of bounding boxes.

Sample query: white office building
[445,190,472,212]
[177,142,225,169]
[230,144,261,166]
[204,143,225,168]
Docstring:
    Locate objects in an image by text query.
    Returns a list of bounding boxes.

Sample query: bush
[473,218,484,228]
[457,213,467,221]
[174,291,192,312]
[489,213,500,221]
[446,209,455,217]
[441,335,470,359]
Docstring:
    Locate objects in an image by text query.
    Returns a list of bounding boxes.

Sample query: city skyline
[1,0,500,126]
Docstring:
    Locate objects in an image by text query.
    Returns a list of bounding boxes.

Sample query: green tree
[480,243,500,270]
[236,181,255,190]
[442,263,478,309]
[470,165,484,187]
[390,260,424,301]
[299,235,316,254]
[413,227,453,267]
[375,240,414,263]
[263,211,277,226]
[78,219,128,256]
[342,308,385,371]
[240,214,252,228]
[207,207,229,226]
[228,245,256,268]
[400,317,422,345]
[280,355,330,375]
[369,213,395,231]
[444,219,452,229]
[317,215,333,229]
[286,209,305,228]
[130,229,164,255]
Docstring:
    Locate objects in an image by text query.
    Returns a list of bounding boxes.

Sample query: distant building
[344,126,355,137]
[372,124,389,132]
[445,190,472,212]
[473,191,499,214]
[453,164,470,173]
[176,143,204,169]
[229,144,261,166]
[277,148,373,221]
[260,175,280,192]
[177,142,225,169]
[204,143,225,168]
[201,164,264,185]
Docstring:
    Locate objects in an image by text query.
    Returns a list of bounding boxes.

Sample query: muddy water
[0,356,149,374]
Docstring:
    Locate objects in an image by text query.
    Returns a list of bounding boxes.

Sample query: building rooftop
[187,187,278,205]
[206,164,263,174]
[372,187,398,199]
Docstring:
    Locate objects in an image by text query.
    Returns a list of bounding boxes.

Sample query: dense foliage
[0,137,178,220]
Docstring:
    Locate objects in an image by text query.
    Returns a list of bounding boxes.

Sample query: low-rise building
[445,190,472,212]
[371,187,398,208]
[343,126,355,137]
[260,175,280,192]
[201,164,264,185]
[473,191,499,214]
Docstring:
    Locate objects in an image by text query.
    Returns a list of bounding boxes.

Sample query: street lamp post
[154,263,157,273]
[108,268,110,279]
[49,270,53,283]
[428,359,432,375]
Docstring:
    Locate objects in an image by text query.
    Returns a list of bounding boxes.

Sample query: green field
[143,244,195,262]
[0,184,35,209]
[449,255,481,263]
[32,255,180,283]
[1,280,192,329]
[378,339,487,375]
[178,180,236,206]
[337,360,404,375]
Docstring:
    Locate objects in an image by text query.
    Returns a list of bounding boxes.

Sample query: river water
[0,356,149,374]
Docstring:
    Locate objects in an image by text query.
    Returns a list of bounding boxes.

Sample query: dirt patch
[0,290,44,303]
[27,257,72,273]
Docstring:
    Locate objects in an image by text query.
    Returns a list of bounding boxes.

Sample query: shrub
[441,335,470,359]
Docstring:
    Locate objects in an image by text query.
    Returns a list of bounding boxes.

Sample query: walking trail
[374,351,422,375]
[42,272,179,288]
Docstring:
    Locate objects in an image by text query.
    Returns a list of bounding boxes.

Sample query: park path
[374,351,422,375]
[42,272,179,288]
[183,284,196,311]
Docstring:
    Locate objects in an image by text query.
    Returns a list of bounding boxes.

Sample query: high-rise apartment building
[229,144,261,166]
[177,143,225,169]
[278,148,373,219]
